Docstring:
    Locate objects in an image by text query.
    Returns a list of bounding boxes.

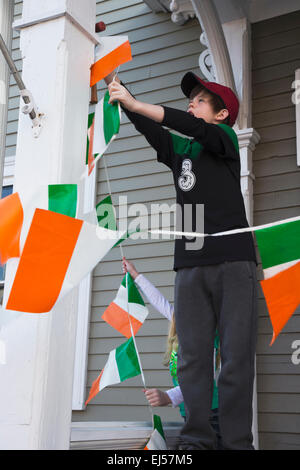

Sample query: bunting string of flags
[124,272,154,422]
[0,34,300,449]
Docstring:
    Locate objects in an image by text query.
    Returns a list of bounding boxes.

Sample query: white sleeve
[134,274,174,321]
[166,386,184,408]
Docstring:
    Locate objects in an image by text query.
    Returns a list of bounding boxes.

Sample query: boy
[105,71,258,450]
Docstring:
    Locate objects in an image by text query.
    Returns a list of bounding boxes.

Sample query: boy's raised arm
[104,74,238,161]
[161,105,239,160]
[104,74,174,168]
[107,80,164,122]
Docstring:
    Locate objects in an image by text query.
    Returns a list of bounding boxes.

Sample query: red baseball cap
[181,72,239,127]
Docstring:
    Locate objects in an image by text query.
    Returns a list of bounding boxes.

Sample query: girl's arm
[144,386,183,408]
[165,385,184,408]
[134,274,174,322]
[122,258,174,321]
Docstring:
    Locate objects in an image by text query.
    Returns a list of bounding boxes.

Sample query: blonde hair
[163,315,178,366]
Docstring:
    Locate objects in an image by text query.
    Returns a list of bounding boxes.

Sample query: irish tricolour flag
[256,218,300,345]
[95,195,135,248]
[90,36,132,87]
[93,91,121,163]
[0,184,78,266]
[2,208,126,315]
[102,273,149,338]
[85,336,141,405]
[144,415,167,450]
[86,91,121,176]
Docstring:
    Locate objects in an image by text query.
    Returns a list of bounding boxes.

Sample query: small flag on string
[86,112,98,176]
[20,184,78,251]
[3,209,126,314]
[93,91,121,164]
[85,91,121,176]
[85,336,141,405]
[256,219,300,345]
[90,36,132,87]
[144,415,167,450]
[102,273,148,338]
[96,195,117,231]
[0,185,78,266]
[96,194,140,247]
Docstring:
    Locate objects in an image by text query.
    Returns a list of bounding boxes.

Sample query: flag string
[102,153,124,259]
[125,273,154,421]
[144,214,300,239]
[101,153,152,419]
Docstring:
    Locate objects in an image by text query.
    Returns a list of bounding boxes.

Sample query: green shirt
[169,333,220,417]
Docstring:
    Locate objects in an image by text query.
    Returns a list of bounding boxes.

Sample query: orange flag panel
[0,192,23,265]
[87,114,95,176]
[85,370,103,406]
[90,40,132,87]
[261,261,300,345]
[102,302,143,339]
[6,209,83,313]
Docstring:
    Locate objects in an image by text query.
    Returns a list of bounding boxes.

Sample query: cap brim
[181,72,207,98]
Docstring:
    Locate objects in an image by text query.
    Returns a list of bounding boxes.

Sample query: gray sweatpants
[174,261,258,450]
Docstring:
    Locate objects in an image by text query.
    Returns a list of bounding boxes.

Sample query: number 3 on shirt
[178,158,196,192]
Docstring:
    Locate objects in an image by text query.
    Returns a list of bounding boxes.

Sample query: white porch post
[237,128,260,226]
[0,0,97,449]
[191,0,236,92]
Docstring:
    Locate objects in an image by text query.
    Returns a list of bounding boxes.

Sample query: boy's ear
[215,108,229,123]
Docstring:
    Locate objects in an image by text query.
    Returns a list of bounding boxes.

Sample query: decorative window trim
[3,155,15,187]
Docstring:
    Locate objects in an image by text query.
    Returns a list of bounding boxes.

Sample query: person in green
[122,257,221,449]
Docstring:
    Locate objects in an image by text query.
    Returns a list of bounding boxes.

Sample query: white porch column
[0,0,14,195]
[191,0,236,92]
[0,0,97,449]
[237,128,260,226]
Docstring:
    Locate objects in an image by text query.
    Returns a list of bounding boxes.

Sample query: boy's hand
[104,71,120,86]
[122,257,139,280]
[108,81,137,112]
[144,388,172,407]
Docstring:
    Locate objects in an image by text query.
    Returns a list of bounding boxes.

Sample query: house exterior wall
[252,10,300,450]
[4,0,22,161]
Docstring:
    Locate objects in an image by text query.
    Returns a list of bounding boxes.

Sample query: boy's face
[187,87,228,124]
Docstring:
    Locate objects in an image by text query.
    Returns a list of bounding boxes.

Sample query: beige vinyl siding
[72,1,205,422]
[5,0,22,159]
[252,11,300,450]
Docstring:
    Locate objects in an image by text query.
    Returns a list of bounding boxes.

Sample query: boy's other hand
[108,81,137,112]
[122,257,139,280]
[144,388,172,407]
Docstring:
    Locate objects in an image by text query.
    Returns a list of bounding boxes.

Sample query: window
[0,185,13,284]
